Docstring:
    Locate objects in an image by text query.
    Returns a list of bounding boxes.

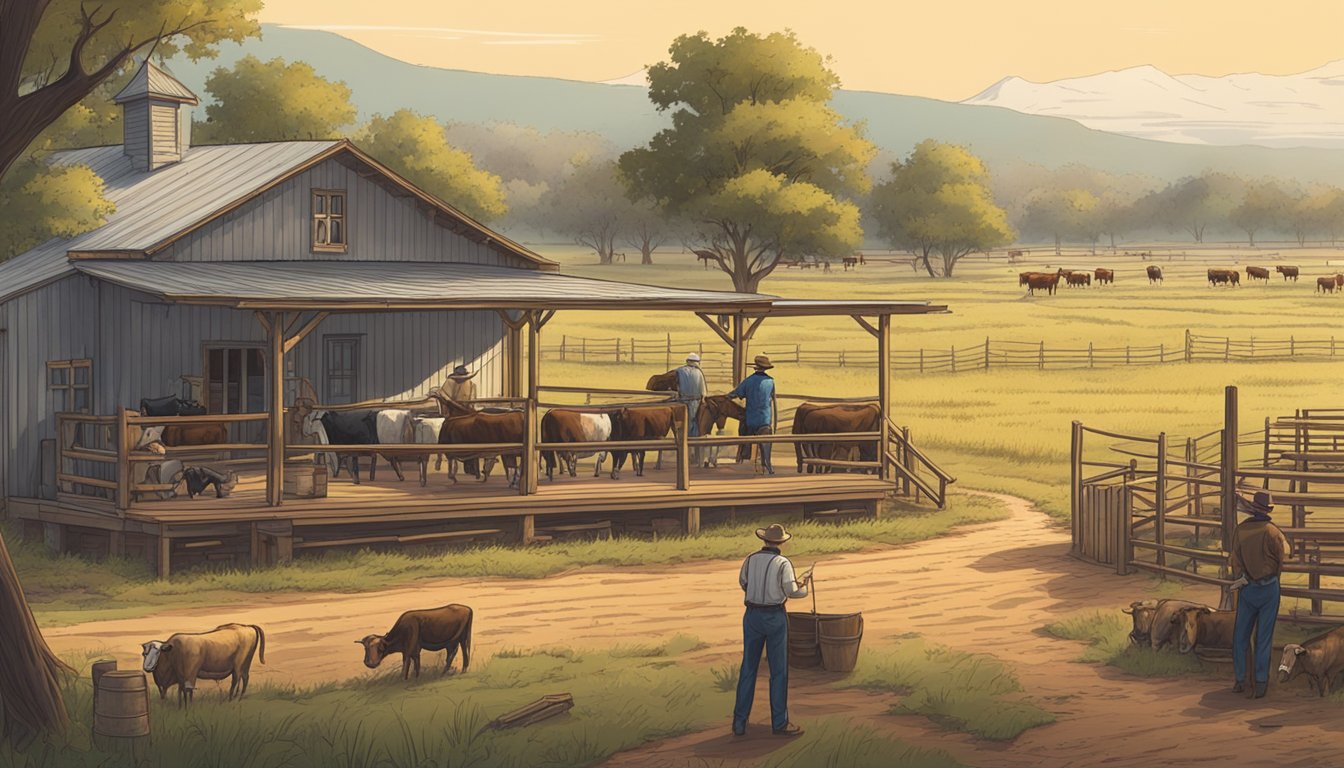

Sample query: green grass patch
[0,638,728,768]
[839,639,1054,741]
[14,493,1008,626]
[760,718,966,768]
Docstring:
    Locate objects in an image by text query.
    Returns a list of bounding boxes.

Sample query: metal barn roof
[74,260,778,312]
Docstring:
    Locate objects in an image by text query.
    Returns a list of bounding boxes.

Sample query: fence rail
[542,330,1344,376]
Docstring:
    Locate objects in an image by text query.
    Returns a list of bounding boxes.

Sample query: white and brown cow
[141,623,265,706]
[1279,627,1344,696]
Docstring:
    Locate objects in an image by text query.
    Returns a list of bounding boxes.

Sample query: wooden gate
[1075,481,1129,571]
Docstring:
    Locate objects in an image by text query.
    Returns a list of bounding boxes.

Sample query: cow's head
[1279,644,1309,682]
[1122,600,1160,645]
[1174,606,1211,654]
[356,635,388,668]
[141,640,172,672]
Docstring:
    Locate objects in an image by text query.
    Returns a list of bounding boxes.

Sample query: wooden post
[666,333,672,370]
[522,310,541,495]
[42,523,64,556]
[1290,336,1295,357]
[984,337,990,370]
[919,348,924,374]
[1038,341,1045,370]
[1156,432,1168,570]
[157,534,171,580]
[877,315,892,481]
[1126,345,1131,365]
[250,523,262,567]
[616,337,622,363]
[108,530,124,558]
[1224,337,1230,362]
[1088,341,1094,368]
[684,506,701,535]
[268,311,286,507]
[1070,421,1083,555]
[115,407,131,513]
[507,323,524,398]
[560,335,566,362]
[521,514,536,545]
[1117,472,1131,576]
[1185,329,1193,363]
[1220,387,1239,601]
[676,402,690,491]
[732,314,747,383]
[950,346,956,373]
[1160,342,1165,362]
[901,426,915,498]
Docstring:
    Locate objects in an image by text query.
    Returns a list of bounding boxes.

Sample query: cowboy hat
[686,352,701,363]
[755,523,791,544]
[448,364,477,380]
[1236,488,1275,516]
[752,354,774,370]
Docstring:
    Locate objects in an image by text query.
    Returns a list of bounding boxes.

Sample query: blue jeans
[733,606,789,731]
[740,422,773,469]
[1233,576,1280,684]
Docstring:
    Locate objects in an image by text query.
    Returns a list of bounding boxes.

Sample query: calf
[1146,265,1163,284]
[1065,272,1091,287]
[1279,627,1344,696]
[141,623,265,707]
[1277,265,1300,281]
[1317,276,1337,294]
[609,405,676,479]
[1246,266,1270,282]
[357,604,473,679]
[1122,599,1161,646]
[1175,606,1238,655]
[1150,599,1209,650]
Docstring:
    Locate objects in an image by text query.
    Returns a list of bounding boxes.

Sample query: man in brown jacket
[1229,489,1292,698]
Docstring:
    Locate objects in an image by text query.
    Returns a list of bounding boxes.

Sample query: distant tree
[195,55,357,144]
[620,28,874,292]
[622,201,672,264]
[1137,173,1241,243]
[1229,180,1292,247]
[869,140,1014,277]
[0,157,115,258]
[356,111,507,222]
[0,0,261,183]
[1020,188,1099,255]
[547,161,627,263]
[1097,193,1139,252]
[1288,187,1344,247]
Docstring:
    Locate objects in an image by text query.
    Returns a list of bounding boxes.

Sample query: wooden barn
[0,61,953,575]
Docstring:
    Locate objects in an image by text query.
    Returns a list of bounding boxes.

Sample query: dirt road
[43,492,1344,767]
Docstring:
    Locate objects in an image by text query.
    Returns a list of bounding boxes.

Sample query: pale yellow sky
[259,0,1344,100]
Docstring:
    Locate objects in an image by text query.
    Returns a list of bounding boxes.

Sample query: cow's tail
[458,606,473,672]
[249,624,266,665]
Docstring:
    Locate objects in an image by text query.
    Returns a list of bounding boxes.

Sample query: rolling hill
[166,25,1344,184]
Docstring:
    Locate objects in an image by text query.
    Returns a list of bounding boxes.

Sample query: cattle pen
[1072,385,1344,623]
[8,287,953,577]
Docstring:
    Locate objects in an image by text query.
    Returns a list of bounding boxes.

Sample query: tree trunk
[640,245,653,265]
[1054,233,1061,257]
[0,531,70,748]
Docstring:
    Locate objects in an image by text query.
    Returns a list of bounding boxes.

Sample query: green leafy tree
[869,140,1013,276]
[1229,180,1292,247]
[620,28,875,292]
[355,110,507,222]
[0,158,115,258]
[1020,188,1099,256]
[195,55,357,144]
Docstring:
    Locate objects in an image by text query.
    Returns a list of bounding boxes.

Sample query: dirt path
[43,492,1344,767]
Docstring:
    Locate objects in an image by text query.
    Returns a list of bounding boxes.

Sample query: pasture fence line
[541,330,1344,377]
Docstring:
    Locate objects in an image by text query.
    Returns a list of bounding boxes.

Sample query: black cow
[319,410,382,484]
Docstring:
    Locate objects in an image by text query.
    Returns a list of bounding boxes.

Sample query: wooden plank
[267,310,285,507]
[157,536,171,579]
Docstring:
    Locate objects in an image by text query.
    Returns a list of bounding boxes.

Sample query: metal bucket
[94,671,151,739]
[818,612,864,673]
[787,612,822,669]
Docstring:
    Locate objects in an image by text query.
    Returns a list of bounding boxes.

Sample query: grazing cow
[357,604,473,679]
[318,410,380,483]
[1149,599,1209,650]
[541,409,612,480]
[1277,265,1300,281]
[1174,606,1238,655]
[791,402,882,474]
[1122,599,1162,646]
[1146,265,1163,284]
[1246,266,1270,282]
[1317,276,1337,294]
[1026,272,1062,295]
[609,405,676,479]
[1208,269,1240,287]
[434,397,523,485]
[1279,627,1344,696]
[1066,272,1091,288]
[141,623,265,707]
[1094,268,1114,285]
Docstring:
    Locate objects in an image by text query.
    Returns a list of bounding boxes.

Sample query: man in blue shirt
[729,355,776,474]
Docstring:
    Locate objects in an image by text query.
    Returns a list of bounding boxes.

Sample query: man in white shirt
[732,523,809,737]
[675,353,708,466]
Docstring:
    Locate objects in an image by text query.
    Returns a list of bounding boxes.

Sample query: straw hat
[1236,488,1275,516]
[752,354,774,370]
[755,523,791,544]
[448,364,477,381]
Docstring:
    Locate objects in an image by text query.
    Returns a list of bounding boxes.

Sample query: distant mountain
[963,62,1344,149]
[165,25,1344,184]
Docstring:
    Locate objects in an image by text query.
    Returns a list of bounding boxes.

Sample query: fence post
[582,337,587,364]
[1333,336,1336,357]
[1219,386,1239,609]
[984,337,990,370]
[1250,336,1255,358]
[1291,335,1295,357]
[1224,337,1230,362]
[839,350,845,367]
[1126,345,1131,365]
[1088,342,1094,368]
[1070,421,1082,555]
[560,335,567,362]
[1156,432,1168,571]
[1038,341,1045,370]
[666,333,671,369]
[951,346,956,373]
[919,348,924,374]
[795,343,801,363]
[616,337,622,363]
[630,337,637,364]
[1185,329,1192,363]
[1160,342,1165,362]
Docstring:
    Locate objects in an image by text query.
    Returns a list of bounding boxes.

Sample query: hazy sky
[259,0,1344,100]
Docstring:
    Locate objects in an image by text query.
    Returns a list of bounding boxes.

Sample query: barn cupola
[113,59,199,172]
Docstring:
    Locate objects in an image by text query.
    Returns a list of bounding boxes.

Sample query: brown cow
[161,423,228,447]
[1150,599,1209,650]
[1277,265,1300,281]
[1317,276,1337,294]
[1122,599,1161,646]
[1146,265,1163,284]
[1245,266,1270,282]
[357,604,473,680]
[1336,273,1344,288]
[1094,268,1114,285]
[1174,606,1239,655]
[609,405,676,478]
[141,623,265,707]
[1208,269,1240,286]
[791,402,882,474]
[541,409,611,480]
[1026,272,1062,295]
[433,395,522,485]
[696,394,745,466]
[1279,626,1344,696]
[1065,272,1091,287]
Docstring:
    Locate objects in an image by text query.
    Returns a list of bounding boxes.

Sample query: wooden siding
[1,276,100,498]
[149,102,181,168]
[122,105,148,170]
[156,156,528,268]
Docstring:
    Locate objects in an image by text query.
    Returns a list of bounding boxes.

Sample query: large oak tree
[619,28,874,293]
[194,55,357,144]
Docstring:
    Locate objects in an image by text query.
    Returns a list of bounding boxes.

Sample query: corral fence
[1072,386,1344,623]
[542,330,1344,378]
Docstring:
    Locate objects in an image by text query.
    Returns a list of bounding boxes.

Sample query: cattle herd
[1013,264,1344,294]
[140,603,473,707]
[1124,597,1344,696]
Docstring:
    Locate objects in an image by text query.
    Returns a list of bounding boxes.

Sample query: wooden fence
[1072,387,1344,623]
[542,330,1344,376]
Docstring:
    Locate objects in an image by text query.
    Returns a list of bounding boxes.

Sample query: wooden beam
[157,535,171,579]
[283,312,306,337]
[877,314,891,481]
[684,506,701,535]
[266,311,286,507]
[522,311,541,495]
[253,310,272,336]
[742,316,766,343]
[283,311,329,354]
[495,309,528,331]
[536,309,557,330]
[695,313,734,346]
[852,315,880,338]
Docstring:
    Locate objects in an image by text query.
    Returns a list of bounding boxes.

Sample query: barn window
[47,359,92,413]
[205,345,266,414]
[323,335,361,405]
[312,189,347,252]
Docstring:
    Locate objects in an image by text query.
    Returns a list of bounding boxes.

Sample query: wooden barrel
[786,612,821,669]
[90,659,117,710]
[94,671,150,739]
[818,612,864,673]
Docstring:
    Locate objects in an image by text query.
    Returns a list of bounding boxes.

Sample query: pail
[787,612,822,669]
[817,612,864,673]
[94,671,151,739]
